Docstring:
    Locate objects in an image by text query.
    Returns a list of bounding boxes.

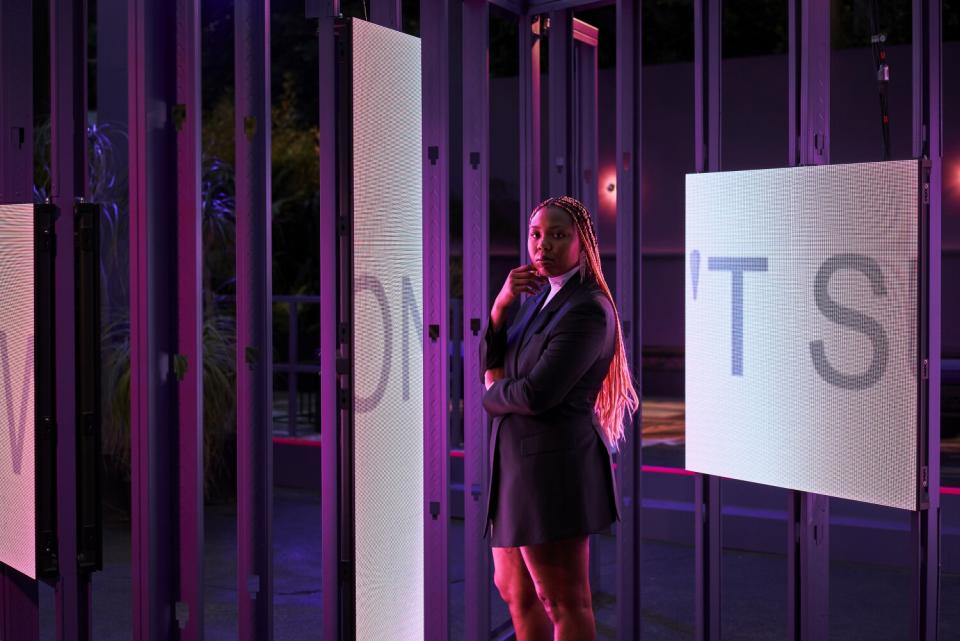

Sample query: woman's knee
[493,569,536,610]
[493,558,538,612]
[534,584,593,624]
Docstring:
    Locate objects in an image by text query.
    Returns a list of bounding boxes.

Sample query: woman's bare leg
[520,536,595,641]
[492,546,553,641]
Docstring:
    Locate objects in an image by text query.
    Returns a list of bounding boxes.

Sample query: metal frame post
[234,0,273,638]
[317,2,341,640]
[422,2,451,639]
[0,2,38,639]
[129,0,181,638]
[786,2,831,641]
[0,568,39,641]
[175,0,204,637]
[547,10,571,198]
[0,0,33,204]
[462,2,492,639]
[519,13,542,256]
[370,0,402,30]
[571,19,599,228]
[693,0,722,639]
[911,1,941,640]
[614,2,642,639]
[52,0,90,637]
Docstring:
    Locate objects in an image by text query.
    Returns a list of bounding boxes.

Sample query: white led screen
[685,160,921,510]
[0,203,36,577]
[350,19,424,638]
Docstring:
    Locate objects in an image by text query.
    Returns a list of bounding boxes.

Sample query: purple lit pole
[0,0,38,638]
[315,1,341,640]
[128,0,181,638]
[547,10,571,199]
[910,1,941,639]
[175,0,204,637]
[614,3,642,639]
[421,2,452,639]
[571,19,599,227]
[461,1,491,639]
[370,0,401,30]
[51,0,89,637]
[0,0,33,203]
[693,0,722,639]
[234,0,273,638]
[786,2,830,640]
[519,13,542,255]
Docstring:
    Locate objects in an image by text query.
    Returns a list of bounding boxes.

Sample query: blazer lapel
[504,289,548,374]
[517,274,583,355]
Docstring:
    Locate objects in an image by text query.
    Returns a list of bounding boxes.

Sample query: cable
[868,0,891,160]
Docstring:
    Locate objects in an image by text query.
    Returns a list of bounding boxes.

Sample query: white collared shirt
[538,263,580,312]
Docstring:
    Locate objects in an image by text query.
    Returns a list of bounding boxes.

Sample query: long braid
[532,196,640,448]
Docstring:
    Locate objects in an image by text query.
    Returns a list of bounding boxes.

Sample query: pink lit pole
[421,2,452,639]
[51,0,88,637]
[614,3,643,639]
[234,0,274,638]
[462,2,491,639]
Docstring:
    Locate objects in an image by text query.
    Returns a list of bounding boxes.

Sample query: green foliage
[271,72,320,295]
[101,306,237,498]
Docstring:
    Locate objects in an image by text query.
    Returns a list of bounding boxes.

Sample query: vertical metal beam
[0,568,39,641]
[317,2,341,640]
[0,1,38,636]
[547,10,571,198]
[786,3,830,640]
[52,0,89,638]
[571,20,599,234]
[614,3,642,639]
[175,0,204,638]
[370,0,401,30]
[422,2,451,639]
[128,0,180,638]
[911,1,941,640]
[462,2,491,639]
[0,0,33,203]
[234,0,273,638]
[693,1,722,639]
[693,0,721,174]
[798,0,830,167]
[519,14,542,255]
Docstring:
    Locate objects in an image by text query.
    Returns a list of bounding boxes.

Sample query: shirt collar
[547,263,580,294]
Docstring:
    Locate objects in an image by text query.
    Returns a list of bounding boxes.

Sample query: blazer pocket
[520,430,581,456]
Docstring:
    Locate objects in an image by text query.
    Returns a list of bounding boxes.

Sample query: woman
[481,195,639,640]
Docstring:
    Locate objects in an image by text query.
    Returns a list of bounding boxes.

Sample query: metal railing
[270,295,466,441]
[273,295,321,437]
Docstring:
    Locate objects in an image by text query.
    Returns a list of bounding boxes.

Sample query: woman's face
[528,206,582,277]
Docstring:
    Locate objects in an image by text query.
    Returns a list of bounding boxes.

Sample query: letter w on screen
[0,203,36,578]
[685,161,920,510]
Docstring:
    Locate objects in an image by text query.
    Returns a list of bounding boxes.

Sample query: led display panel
[348,19,424,639]
[0,203,36,577]
[685,160,924,510]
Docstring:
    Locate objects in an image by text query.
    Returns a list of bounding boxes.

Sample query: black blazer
[480,273,620,547]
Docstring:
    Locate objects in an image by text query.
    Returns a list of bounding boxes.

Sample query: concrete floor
[34,486,960,640]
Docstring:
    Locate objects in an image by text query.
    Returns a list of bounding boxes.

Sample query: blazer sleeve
[479,317,508,383]
[482,300,609,416]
